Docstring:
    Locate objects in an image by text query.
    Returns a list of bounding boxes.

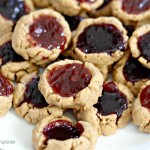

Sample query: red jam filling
[76,24,125,54]
[0,0,29,22]
[123,55,150,83]
[29,15,66,52]
[122,0,150,14]
[47,63,92,97]
[43,120,84,144]
[140,85,150,110]
[94,82,128,119]
[138,31,150,62]
[76,0,96,3]
[0,72,13,96]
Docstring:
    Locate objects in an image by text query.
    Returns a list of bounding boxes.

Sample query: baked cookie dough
[12,9,71,66]
[39,59,103,110]
[49,0,103,16]
[0,33,38,82]
[13,72,63,124]
[113,51,150,96]
[130,24,150,69]
[112,0,150,26]
[72,17,128,68]
[0,0,34,38]
[0,72,14,117]
[132,81,150,133]
[32,116,98,150]
[75,81,134,136]
[32,0,50,8]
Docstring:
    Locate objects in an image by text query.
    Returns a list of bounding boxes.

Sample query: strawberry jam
[122,0,150,14]
[140,85,150,110]
[94,82,128,118]
[0,72,13,96]
[43,120,84,144]
[76,24,125,54]
[0,0,29,22]
[47,63,92,97]
[138,31,150,62]
[29,15,66,52]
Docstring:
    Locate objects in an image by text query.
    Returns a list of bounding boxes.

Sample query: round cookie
[113,51,150,96]
[13,72,63,124]
[132,81,150,133]
[75,81,134,136]
[130,24,150,69]
[49,0,103,16]
[32,116,98,150]
[12,8,71,66]
[32,0,50,8]
[71,17,128,68]
[112,0,150,26]
[39,59,103,110]
[0,72,14,117]
[0,33,38,82]
[0,0,34,38]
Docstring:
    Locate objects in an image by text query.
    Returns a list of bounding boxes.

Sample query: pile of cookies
[0,0,150,150]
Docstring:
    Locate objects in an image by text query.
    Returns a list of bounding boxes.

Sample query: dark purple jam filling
[64,15,84,31]
[0,0,29,22]
[140,85,150,110]
[0,41,24,66]
[122,0,150,14]
[29,15,66,52]
[123,55,150,83]
[76,0,96,3]
[47,63,92,97]
[43,120,84,144]
[124,25,135,37]
[19,77,48,108]
[97,0,112,9]
[138,31,150,62]
[94,82,128,119]
[76,24,125,54]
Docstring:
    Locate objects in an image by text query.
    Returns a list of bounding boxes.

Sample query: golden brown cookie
[113,51,150,96]
[13,72,63,124]
[130,24,150,69]
[32,0,50,8]
[49,0,103,16]
[32,116,98,150]
[39,59,103,110]
[132,81,150,133]
[12,8,71,66]
[75,81,134,136]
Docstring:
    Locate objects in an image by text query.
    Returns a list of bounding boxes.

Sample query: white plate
[0,109,150,150]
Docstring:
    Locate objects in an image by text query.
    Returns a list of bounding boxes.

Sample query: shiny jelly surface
[138,31,150,62]
[47,63,92,97]
[29,15,66,52]
[0,0,29,21]
[123,56,150,83]
[0,72,13,96]
[76,24,125,54]
[20,77,48,108]
[122,0,150,14]
[43,120,84,144]
[97,0,112,9]
[140,85,150,110]
[0,41,24,66]
[94,82,128,118]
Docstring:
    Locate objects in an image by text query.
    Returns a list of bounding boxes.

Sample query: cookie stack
[0,0,150,150]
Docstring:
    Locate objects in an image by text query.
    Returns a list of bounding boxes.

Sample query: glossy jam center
[76,0,96,3]
[20,77,48,108]
[76,24,125,54]
[43,120,84,144]
[123,56,150,83]
[0,72,13,96]
[0,0,29,22]
[29,15,66,52]
[122,0,150,14]
[140,85,150,110]
[0,41,24,66]
[138,31,150,62]
[47,63,92,97]
[94,82,128,118]
[97,0,112,9]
